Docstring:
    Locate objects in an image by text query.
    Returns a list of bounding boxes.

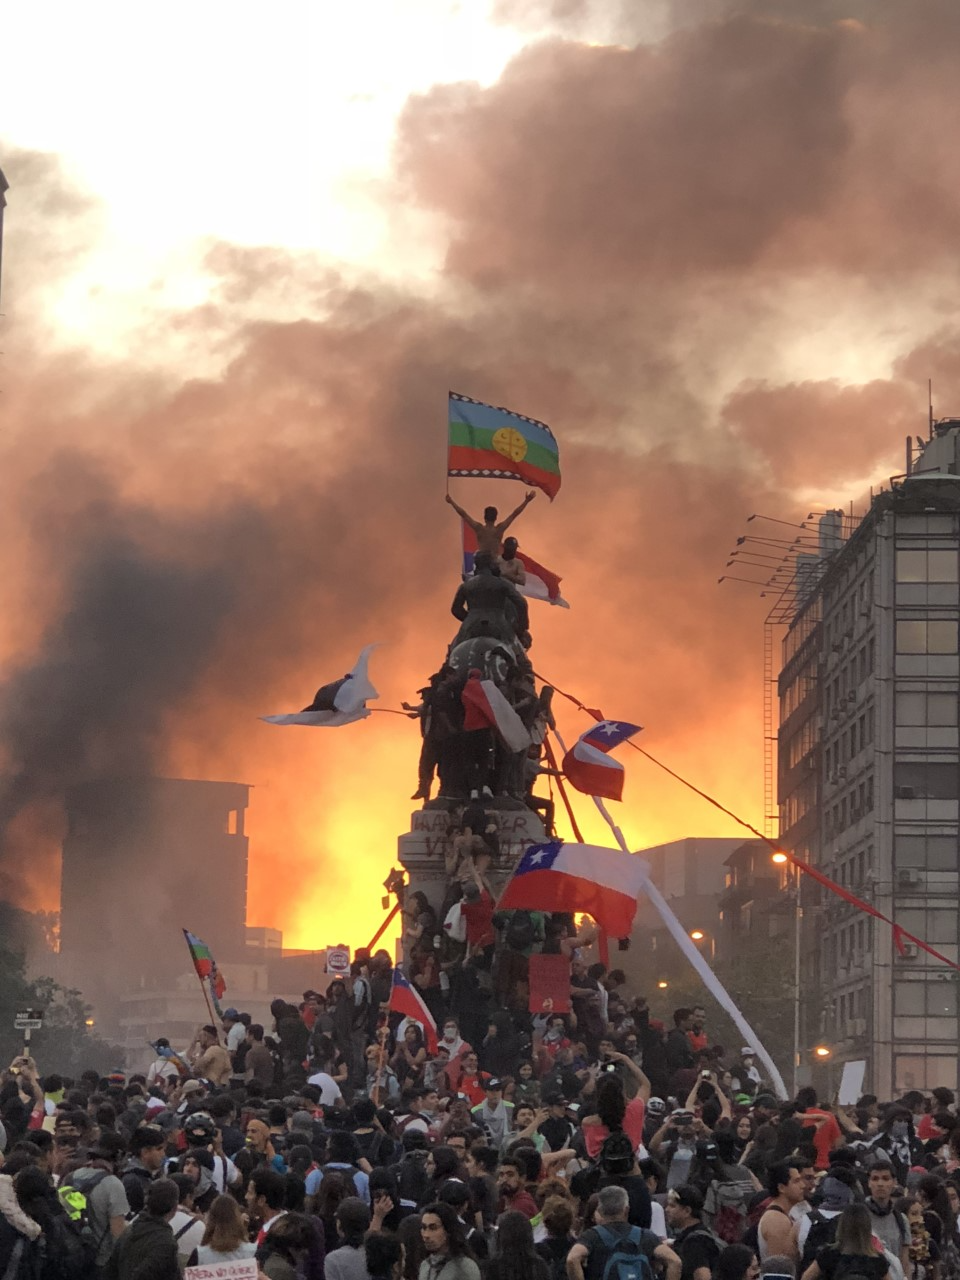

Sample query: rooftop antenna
[929,378,934,439]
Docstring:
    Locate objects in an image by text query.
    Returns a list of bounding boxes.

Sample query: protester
[102,1177,180,1280]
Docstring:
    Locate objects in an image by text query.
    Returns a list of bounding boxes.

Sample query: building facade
[777,425,960,1097]
[59,777,251,1036]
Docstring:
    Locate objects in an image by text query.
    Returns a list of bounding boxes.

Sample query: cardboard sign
[185,1261,257,1280]
[14,1009,43,1031]
[528,953,571,1014]
[184,1259,257,1280]
[837,1059,867,1106]
[326,945,350,976]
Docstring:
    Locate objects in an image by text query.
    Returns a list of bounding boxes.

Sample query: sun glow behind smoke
[5,1,960,951]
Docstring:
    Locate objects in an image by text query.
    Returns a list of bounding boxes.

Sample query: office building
[776,421,960,1096]
[59,777,250,1035]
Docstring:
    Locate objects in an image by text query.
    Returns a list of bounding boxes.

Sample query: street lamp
[814,1045,832,1060]
[657,980,669,990]
[690,930,705,941]
[772,851,802,1094]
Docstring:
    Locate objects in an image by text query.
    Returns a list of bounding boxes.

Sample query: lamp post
[773,851,802,1095]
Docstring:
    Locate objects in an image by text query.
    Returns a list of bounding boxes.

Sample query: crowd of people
[3,966,960,1280]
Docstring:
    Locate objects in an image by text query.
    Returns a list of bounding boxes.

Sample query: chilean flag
[498,840,646,938]
[389,968,439,1052]
[462,523,569,607]
[462,671,531,753]
[562,721,641,801]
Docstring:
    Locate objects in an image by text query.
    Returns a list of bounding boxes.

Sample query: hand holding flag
[388,968,438,1053]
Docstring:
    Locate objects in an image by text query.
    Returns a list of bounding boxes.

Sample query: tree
[0,944,123,1077]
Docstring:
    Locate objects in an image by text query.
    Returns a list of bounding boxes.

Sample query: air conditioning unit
[897,868,922,888]
[895,786,917,800]
[898,942,919,960]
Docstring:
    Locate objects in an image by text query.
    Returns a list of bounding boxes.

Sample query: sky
[2,0,960,952]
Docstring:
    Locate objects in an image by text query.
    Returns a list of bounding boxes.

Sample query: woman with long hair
[428,1147,466,1197]
[534,1196,577,1280]
[581,1072,647,1161]
[484,1211,551,1280]
[896,1196,941,1280]
[193,1193,257,1264]
[315,1171,350,1254]
[399,1213,426,1280]
[800,1203,891,1280]
[394,1024,428,1087]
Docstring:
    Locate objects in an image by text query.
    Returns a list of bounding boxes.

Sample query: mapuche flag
[498,840,646,939]
[448,392,561,500]
[183,929,226,1001]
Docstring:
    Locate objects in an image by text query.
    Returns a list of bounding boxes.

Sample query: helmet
[183,1112,217,1146]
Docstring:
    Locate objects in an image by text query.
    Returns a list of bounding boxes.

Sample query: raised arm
[445,494,480,529]
[609,1052,651,1101]
[497,491,536,534]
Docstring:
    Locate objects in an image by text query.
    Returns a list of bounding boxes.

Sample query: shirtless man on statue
[445,491,536,557]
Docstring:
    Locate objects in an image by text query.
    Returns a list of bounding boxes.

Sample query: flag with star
[561,721,642,801]
[498,840,647,937]
[448,392,561,500]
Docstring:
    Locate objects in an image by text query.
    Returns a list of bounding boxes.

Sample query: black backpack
[505,911,536,951]
[801,1210,840,1271]
[599,1132,636,1178]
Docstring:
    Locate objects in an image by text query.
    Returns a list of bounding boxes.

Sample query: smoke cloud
[3,1,960,947]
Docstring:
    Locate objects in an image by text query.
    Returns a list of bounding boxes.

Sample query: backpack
[742,1197,776,1253]
[505,911,536,951]
[594,1224,656,1280]
[321,1163,359,1196]
[599,1132,636,1178]
[55,1170,111,1276]
[707,1177,752,1244]
[801,1210,840,1271]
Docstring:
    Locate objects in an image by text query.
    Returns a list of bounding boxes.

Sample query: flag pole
[182,929,223,1044]
[445,391,450,497]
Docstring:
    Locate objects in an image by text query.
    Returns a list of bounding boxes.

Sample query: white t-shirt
[146,1058,179,1084]
[170,1210,206,1262]
[307,1071,343,1106]
[649,1200,667,1241]
[226,1023,246,1054]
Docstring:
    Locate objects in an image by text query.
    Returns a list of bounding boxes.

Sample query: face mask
[891,1121,909,1139]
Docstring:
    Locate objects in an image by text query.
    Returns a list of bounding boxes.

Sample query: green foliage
[0,945,123,1078]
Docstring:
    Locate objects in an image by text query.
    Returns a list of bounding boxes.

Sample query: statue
[445,491,536,557]
[450,553,530,651]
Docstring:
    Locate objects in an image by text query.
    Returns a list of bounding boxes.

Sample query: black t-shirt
[672,1223,721,1280]
[578,1223,659,1280]
[816,1250,889,1280]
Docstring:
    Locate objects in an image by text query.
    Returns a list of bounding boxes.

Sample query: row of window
[896,833,959,870]
[894,761,960,801]
[824,640,876,716]
[896,620,959,654]
[824,708,875,773]
[896,549,959,583]
[825,776,875,835]
[824,572,872,649]
[896,691,959,725]
[832,985,869,1030]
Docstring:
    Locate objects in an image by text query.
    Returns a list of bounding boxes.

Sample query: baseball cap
[647,1097,666,1115]
[544,1091,567,1106]
[485,1078,503,1091]
[223,1008,240,1019]
[180,1080,205,1096]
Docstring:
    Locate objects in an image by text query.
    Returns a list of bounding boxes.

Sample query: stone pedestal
[398,806,546,924]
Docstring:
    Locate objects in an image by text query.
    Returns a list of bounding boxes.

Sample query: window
[896,692,959,725]
[897,620,959,654]
[897,549,959,583]
[895,982,958,1017]
[897,908,958,944]
[896,835,958,870]
[894,762,960,800]
[896,1055,958,1091]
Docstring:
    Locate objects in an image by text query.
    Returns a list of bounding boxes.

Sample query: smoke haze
[2,0,960,946]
